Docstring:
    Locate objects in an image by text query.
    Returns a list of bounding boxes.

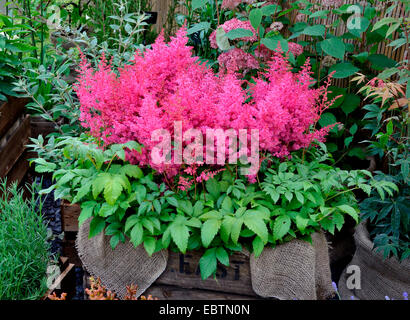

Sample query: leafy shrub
[32,137,396,279]
[354,74,409,261]
[0,180,51,300]
[181,0,409,167]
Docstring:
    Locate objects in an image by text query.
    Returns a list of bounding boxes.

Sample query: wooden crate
[30,116,57,139]
[61,200,81,232]
[82,250,259,300]
[148,250,259,300]
[0,97,31,190]
[61,202,259,299]
[0,96,27,138]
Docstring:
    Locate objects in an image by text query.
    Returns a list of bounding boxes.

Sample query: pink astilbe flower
[248,51,334,157]
[209,18,257,49]
[196,169,226,183]
[178,176,193,191]
[218,48,259,74]
[75,27,334,177]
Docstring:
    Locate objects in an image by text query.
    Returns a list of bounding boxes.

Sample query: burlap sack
[249,231,335,300]
[338,221,410,300]
[77,218,334,300]
[76,219,168,299]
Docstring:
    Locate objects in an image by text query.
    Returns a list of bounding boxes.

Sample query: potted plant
[32,26,397,300]
[338,32,409,298]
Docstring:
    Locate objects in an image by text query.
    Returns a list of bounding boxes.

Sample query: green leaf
[143,237,156,256]
[89,217,105,238]
[261,36,288,52]
[215,27,231,51]
[231,218,244,244]
[199,248,217,280]
[166,196,178,207]
[216,247,229,266]
[252,236,264,257]
[104,176,125,205]
[337,205,359,222]
[273,215,291,240]
[192,0,209,10]
[302,25,325,37]
[341,94,360,115]
[171,223,190,253]
[320,37,345,60]
[295,215,309,232]
[372,17,400,31]
[220,217,234,243]
[333,213,345,231]
[92,173,110,199]
[318,112,337,128]
[206,178,220,199]
[226,28,254,40]
[79,201,97,225]
[74,181,92,203]
[261,4,281,16]
[201,219,221,247]
[348,147,366,160]
[110,234,120,249]
[368,54,397,71]
[120,164,143,179]
[328,63,359,78]
[98,203,118,217]
[243,216,268,244]
[134,184,147,204]
[187,22,211,35]
[130,223,144,247]
[249,8,262,30]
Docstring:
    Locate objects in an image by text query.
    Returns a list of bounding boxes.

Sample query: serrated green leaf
[130,223,143,247]
[252,236,264,257]
[273,215,291,240]
[243,216,269,244]
[216,247,229,266]
[143,237,156,256]
[201,219,221,247]
[199,248,217,280]
[337,204,359,222]
[171,223,190,253]
[89,217,105,238]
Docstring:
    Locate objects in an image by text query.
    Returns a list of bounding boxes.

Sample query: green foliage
[13,5,150,137]
[0,12,39,100]
[360,170,409,261]
[33,138,396,279]
[0,180,51,300]
[180,0,408,166]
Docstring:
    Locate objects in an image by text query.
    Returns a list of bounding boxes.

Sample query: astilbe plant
[75,27,334,177]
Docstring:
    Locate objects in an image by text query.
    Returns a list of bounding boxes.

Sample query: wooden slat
[0,115,31,177]
[156,250,256,297]
[30,116,57,139]
[145,284,259,300]
[0,97,27,138]
[4,150,29,186]
[61,200,81,232]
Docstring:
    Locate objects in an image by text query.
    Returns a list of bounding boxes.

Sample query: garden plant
[0,0,408,301]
